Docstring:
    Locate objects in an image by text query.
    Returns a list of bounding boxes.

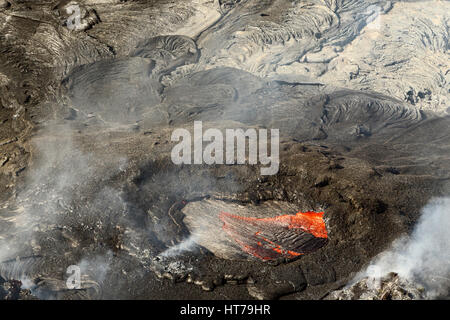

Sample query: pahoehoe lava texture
[0,0,449,300]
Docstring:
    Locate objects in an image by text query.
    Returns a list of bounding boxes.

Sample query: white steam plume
[358,197,450,298]
[158,234,199,258]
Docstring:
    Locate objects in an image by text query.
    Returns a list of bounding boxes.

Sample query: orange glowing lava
[219,211,328,261]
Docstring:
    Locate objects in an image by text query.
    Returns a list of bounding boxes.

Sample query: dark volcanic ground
[0,0,449,300]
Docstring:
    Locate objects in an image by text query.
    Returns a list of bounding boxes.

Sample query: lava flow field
[0,0,449,300]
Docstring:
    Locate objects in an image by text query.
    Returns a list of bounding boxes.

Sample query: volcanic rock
[325,273,426,300]
[0,0,449,300]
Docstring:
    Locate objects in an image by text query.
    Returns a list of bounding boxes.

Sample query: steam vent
[1,0,450,303]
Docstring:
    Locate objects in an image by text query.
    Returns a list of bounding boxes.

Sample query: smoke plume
[357,197,450,298]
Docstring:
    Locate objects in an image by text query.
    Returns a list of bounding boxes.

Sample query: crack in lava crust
[220,211,328,261]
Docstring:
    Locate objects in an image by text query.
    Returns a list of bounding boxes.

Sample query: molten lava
[220,211,328,261]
